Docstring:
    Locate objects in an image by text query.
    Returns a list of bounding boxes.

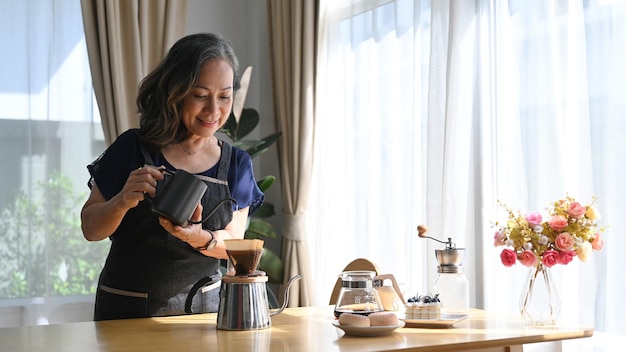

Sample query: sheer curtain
[314,0,431,303]
[0,0,106,327]
[314,0,626,337]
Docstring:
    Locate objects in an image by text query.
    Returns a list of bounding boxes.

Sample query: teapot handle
[184,276,221,314]
[269,274,302,317]
[374,273,405,304]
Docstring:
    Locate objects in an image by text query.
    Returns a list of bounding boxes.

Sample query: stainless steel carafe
[216,273,301,330]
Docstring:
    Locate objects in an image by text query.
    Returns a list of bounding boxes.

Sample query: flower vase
[519,263,561,326]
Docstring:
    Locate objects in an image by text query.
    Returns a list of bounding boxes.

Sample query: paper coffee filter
[224,239,264,251]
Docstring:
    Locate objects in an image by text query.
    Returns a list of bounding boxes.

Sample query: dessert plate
[332,321,405,337]
[400,314,468,328]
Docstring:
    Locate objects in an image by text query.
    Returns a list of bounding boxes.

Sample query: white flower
[586,206,601,221]
[533,225,544,233]
[523,242,533,251]
[538,235,550,246]
[576,242,593,262]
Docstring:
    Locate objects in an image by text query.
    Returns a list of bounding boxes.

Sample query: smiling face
[181,59,234,138]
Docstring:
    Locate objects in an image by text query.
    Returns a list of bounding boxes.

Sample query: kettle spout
[270,274,302,316]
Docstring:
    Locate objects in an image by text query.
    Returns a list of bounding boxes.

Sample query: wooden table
[0,306,593,352]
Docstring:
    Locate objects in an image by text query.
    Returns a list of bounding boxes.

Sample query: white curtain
[314,0,431,306]
[315,0,626,337]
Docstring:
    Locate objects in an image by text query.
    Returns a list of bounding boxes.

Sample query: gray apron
[94,140,233,320]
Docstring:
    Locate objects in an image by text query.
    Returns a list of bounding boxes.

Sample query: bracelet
[193,230,217,251]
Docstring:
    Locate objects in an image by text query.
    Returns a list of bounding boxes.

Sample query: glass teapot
[333,271,384,317]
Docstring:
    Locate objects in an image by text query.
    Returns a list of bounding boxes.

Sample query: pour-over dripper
[224,239,264,275]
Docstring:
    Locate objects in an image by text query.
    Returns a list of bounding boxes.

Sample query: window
[0,0,107,326]
[315,0,626,337]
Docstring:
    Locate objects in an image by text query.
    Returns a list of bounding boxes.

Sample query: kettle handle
[184,275,221,314]
[269,274,302,317]
[374,273,405,303]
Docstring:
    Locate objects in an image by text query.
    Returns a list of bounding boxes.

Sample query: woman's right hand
[118,165,164,209]
[80,165,165,241]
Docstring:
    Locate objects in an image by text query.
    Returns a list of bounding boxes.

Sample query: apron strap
[133,130,155,166]
[216,140,232,181]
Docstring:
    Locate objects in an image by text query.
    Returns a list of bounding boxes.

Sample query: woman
[81,33,264,320]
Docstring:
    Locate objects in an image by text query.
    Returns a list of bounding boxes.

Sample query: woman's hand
[119,165,164,209]
[159,203,250,260]
[81,164,165,241]
[159,203,205,244]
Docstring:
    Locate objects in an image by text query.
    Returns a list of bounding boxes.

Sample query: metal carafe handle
[184,275,221,314]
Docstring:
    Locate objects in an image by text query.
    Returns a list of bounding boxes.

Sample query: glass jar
[434,248,469,315]
[434,268,469,315]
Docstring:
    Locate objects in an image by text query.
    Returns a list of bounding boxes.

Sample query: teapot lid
[222,271,268,283]
[339,270,376,288]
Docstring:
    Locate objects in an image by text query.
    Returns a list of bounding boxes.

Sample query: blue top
[88,129,264,215]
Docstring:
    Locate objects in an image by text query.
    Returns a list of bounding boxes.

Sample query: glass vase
[519,263,561,326]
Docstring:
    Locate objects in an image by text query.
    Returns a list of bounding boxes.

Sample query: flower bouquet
[493,195,605,267]
[493,195,606,325]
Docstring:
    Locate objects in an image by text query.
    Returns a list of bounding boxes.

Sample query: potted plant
[218,66,284,284]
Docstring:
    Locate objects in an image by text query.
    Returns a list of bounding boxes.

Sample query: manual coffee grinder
[216,239,300,330]
[417,225,469,315]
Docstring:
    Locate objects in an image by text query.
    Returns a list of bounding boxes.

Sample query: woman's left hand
[158,203,204,245]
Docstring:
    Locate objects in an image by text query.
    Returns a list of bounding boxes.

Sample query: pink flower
[542,250,559,268]
[548,215,568,232]
[591,232,604,251]
[554,232,575,250]
[493,231,506,246]
[525,212,543,227]
[500,249,517,267]
[519,250,538,267]
[568,201,586,218]
[557,250,576,265]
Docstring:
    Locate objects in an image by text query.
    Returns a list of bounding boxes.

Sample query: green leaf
[218,108,260,142]
[256,175,276,192]
[252,203,275,218]
[245,219,278,239]
[219,113,238,140]
[236,108,260,140]
[232,140,263,151]
[259,249,285,284]
[247,132,283,159]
